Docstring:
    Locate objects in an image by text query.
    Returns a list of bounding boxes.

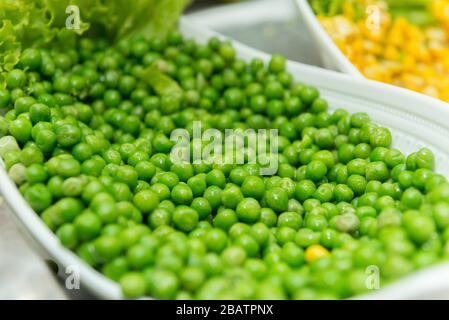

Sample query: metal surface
[188,0,322,66]
[0,202,67,299]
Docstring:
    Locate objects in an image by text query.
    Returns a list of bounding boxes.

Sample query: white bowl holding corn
[295,0,449,102]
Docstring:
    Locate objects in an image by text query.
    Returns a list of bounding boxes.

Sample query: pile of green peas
[1,30,449,299]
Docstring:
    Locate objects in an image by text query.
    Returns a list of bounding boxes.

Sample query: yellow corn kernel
[404,42,420,55]
[401,74,424,91]
[423,86,440,98]
[387,30,403,46]
[363,67,387,82]
[365,29,384,42]
[363,54,378,66]
[441,56,449,71]
[352,39,364,53]
[342,1,356,20]
[402,56,416,71]
[433,0,449,21]
[439,90,449,102]
[305,245,330,263]
[334,37,347,51]
[384,46,400,60]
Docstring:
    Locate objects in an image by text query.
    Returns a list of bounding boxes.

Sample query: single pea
[219,184,243,209]
[145,269,179,299]
[135,161,156,181]
[259,208,277,227]
[277,211,303,230]
[295,180,316,202]
[25,163,48,183]
[9,118,32,144]
[24,183,52,213]
[206,169,226,188]
[335,213,360,233]
[74,211,102,241]
[370,127,392,147]
[412,168,433,191]
[148,208,171,229]
[269,54,286,73]
[205,228,228,253]
[0,88,11,108]
[172,206,199,232]
[229,167,249,185]
[203,186,222,211]
[401,188,423,209]
[133,190,159,213]
[157,172,179,189]
[213,208,238,231]
[347,175,367,196]
[126,244,154,270]
[119,272,146,298]
[236,198,261,223]
[416,147,435,170]
[281,242,305,267]
[295,228,320,247]
[171,183,193,205]
[102,257,129,281]
[334,184,354,203]
[191,197,212,220]
[365,161,389,182]
[433,203,449,230]
[187,174,207,197]
[234,234,260,258]
[56,223,78,249]
[6,69,26,89]
[403,211,436,244]
[304,210,328,231]
[313,183,334,203]
[265,187,289,212]
[56,123,82,148]
[305,160,327,181]
[241,176,265,200]
[94,235,123,262]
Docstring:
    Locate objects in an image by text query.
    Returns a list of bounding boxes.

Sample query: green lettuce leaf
[0,0,191,72]
[0,20,21,73]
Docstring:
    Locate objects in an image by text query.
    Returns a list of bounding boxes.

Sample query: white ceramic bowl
[2,16,449,299]
[295,0,363,76]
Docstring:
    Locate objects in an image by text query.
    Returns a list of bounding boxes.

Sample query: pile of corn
[318,0,449,101]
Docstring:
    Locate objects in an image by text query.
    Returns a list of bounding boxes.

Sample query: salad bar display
[1,0,449,300]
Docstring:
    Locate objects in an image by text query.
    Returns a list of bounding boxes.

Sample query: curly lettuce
[0,0,191,72]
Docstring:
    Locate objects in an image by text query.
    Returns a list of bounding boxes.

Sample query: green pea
[236,198,261,223]
[133,190,159,213]
[172,206,199,232]
[241,176,265,200]
[265,187,289,212]
[171,183,193,205]
[191,197,212,220]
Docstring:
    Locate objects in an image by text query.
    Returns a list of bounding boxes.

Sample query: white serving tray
[2,15,449,299]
